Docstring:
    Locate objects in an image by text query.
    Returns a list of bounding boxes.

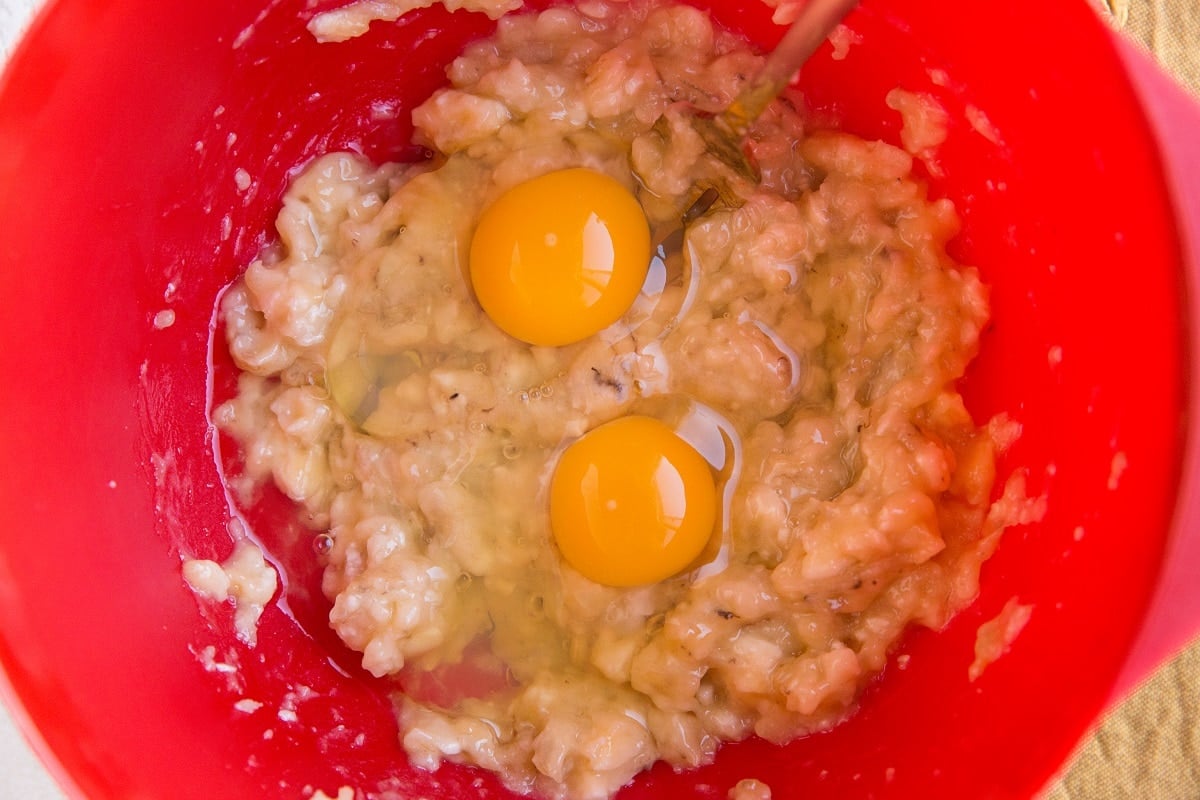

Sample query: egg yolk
[469,168,651,347]
[549,415,718,587]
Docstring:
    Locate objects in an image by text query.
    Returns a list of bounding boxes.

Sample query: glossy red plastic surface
[0,0,1186,799]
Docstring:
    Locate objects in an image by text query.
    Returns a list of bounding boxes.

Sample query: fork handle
[722,0,861,134]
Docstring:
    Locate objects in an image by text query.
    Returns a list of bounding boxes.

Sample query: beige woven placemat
[1048,643,1200,798]
[1046,3,1200,798]
[1105,0,1200,96]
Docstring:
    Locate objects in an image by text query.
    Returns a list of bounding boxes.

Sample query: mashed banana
[214,2,1014,797]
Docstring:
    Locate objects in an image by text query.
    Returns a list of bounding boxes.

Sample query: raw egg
[549,415,718,587]
[469,168,651,347]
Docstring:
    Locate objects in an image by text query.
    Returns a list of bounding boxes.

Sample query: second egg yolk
[469,168,651,347]
[549,415,718,587]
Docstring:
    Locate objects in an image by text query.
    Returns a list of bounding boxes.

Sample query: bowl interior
[0,0,1185,798]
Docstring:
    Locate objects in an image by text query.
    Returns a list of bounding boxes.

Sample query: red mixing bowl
[0,0,1196,798]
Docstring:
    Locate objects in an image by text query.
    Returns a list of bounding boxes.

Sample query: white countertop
[0,707,65,798]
